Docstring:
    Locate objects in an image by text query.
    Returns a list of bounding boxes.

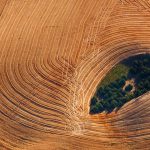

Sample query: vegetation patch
[100,64,129,87]
[90,54,150,114]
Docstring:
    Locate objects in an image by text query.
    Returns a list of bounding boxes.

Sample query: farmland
[0,0,150,150]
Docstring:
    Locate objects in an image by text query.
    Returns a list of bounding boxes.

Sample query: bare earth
[0,0,150,150]
[123,79,136,93]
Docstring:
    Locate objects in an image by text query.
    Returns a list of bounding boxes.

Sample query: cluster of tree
[125,84,133,92]
[130,57,150,97]
[90,76,131,114]
[90,55,150,114]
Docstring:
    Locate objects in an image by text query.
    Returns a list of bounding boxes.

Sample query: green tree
[90,97,97,106]
[125,84,133,92]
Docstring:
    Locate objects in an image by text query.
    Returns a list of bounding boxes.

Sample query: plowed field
[0,0,150,149]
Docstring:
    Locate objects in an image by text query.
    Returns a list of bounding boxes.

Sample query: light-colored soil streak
[0,0,150,149]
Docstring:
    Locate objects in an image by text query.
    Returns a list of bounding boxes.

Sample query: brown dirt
[0,0,150,149]
[123,79,136,93]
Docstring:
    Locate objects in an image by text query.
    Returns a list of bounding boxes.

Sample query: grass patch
[100,64,130,88]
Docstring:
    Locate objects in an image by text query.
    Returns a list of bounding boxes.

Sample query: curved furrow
[0,0,150,149]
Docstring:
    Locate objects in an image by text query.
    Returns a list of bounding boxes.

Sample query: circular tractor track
[0,0,150,149]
